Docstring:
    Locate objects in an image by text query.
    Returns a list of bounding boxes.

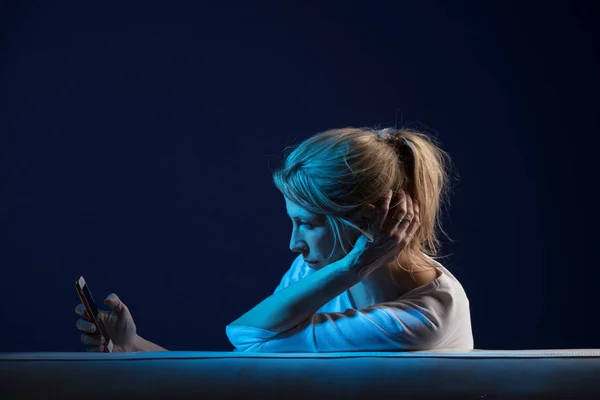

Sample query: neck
[359,256,436,300]
[350,265,404,307]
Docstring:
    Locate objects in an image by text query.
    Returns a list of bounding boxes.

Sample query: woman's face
[285,197,360,270]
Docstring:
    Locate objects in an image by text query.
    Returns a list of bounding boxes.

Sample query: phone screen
[75,276,114,353]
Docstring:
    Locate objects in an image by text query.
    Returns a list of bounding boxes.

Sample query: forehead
[284,197,318,219]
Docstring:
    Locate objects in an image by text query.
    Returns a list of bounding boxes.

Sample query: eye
[300,222,315,229]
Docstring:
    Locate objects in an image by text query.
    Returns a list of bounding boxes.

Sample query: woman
[75,126,473,353]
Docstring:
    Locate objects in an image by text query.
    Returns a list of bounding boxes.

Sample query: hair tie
[376,130,415,187]
[399,136,414,152]
[377,129,414,154]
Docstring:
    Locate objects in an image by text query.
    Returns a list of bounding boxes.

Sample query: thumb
[103,293,129,317]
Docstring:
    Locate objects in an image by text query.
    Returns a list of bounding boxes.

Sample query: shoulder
[395,257,471,319]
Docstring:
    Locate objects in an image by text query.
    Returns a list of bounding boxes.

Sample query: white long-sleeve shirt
[226,254,474,352]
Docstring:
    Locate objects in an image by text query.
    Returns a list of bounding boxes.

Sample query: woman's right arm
[76,294,169,353]
[134,335,168,352]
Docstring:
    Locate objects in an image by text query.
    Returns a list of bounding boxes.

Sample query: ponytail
[378,127,455,276]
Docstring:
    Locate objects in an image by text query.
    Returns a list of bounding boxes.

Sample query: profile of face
[285,197,363,270]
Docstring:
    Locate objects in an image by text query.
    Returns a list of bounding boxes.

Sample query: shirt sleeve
[226,281,454,353]
[272,254,312,294]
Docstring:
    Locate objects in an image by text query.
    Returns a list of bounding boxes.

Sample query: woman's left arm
[228,257,360,333]
[229,189,418,335]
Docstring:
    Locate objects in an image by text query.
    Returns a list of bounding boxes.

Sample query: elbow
[225,324,272,353]
[230,343,265,353]
[227,339,267,353]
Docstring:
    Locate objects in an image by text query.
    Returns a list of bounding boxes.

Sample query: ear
[349,203,378,229]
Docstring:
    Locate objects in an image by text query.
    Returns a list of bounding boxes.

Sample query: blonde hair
[272,126,455,280]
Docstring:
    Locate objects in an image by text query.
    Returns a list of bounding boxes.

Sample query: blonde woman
[75,126,473,353]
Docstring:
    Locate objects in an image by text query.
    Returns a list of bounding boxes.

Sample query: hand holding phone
[75,276,140,352]
[75,276,114,352]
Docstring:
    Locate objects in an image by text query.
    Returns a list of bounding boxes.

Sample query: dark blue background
[1,1,598,352]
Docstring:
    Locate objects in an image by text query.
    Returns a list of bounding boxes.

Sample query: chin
[307,261,323,270]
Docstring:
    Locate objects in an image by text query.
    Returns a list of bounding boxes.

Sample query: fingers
[403,193,414,225]
[76,303,100,328]
[81,332,103,346]
[403,200,421,244]
[373,190,393,234]
[372,189,420,249]
[76,318,97,333]
[77,293,125,319]
[87,340,106,352]
[104,293,128,317]
[75,303,90,319]
[389,190,420,245]
[81,332,108,353]
[384,189,408,233]
[77,299,111,352]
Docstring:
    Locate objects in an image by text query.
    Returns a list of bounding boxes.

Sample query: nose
[289,228,307,253]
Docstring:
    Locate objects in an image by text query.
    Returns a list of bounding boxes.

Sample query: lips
[304,260,318,263]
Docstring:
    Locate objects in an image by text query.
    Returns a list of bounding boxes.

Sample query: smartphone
[75,276,114,353]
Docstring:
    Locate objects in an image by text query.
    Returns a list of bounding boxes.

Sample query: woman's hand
[346,189,421,278]
[75,293,139,352]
